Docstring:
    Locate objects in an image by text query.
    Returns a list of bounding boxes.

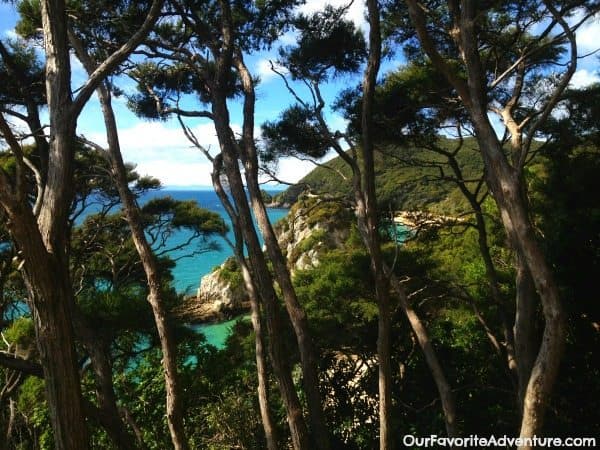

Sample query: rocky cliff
[175,196,353,323]
[173,258,249,323]
[276,196,352,271]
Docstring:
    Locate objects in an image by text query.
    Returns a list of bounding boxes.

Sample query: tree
[0,2,161,445]
[263,4,458,442]
[399,0,598,442]
[126,0,329,447]
[0,141,225,448]
[343,62,519,390]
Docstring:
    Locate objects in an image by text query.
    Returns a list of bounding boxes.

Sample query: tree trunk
[9,210,88,450]
[72,312,138,450]
[211,169,278,450]
[473,209,517,375]
[436,146,516,371]
[513,255,538,411]
[94,87,189,450]
[213,149,311,449]
[459,4,565,439]
[405,2,566,440]
[0,1,164,448]
[200,3,311,441]
[388,271,459,437]
[210,38,326,444]
[242,263,279,450]
[244,174,330,449]
[360,1,393,446]
[229,53,329,449]
[469,114,564,444]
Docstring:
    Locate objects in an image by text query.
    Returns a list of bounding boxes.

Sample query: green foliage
[291,196,354,229]
[3,317,36,350]
[0,38,45,107]
[216,257,243,290]
[260,189,272,204]
[530,84,600,434]
[281,5,366,82]
[278,137,484,214]
[295,248,377,348]
[261,104,332,161]
[337,62,459,141]
[142,197,228,234]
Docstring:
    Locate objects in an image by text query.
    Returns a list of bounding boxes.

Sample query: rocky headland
[174,196,353,322]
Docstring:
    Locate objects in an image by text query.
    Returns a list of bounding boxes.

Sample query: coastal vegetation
[1,1,599,449]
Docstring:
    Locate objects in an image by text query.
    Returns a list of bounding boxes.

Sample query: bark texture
[404,0,567,442]
[205,5,326,444]
[214,150,311,449]
[211,168,278,450]
[96,85,189,450]
[359,1,393,446]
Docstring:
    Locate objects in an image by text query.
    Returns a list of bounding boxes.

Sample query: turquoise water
[139,189,288,295]
[4,189,287,349]
[139,189,287,347]
[189,315,251,349]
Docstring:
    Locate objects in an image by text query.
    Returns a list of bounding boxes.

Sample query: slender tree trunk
[229,53,329,450]
[211,170,278,450]
[72,312,138,450]
[473,209,517,376]
[0,1,163,448]
[459,3,565,438]
[95,86,189,450]
[359,1,394,446]
[205,2,312,442]
[213,151,311,449]
[469,115,564,444]
[22,4,91,448]
[244,174,330,449]
[436,146,517,374]
[405,2,566,441]
[513,254,538,411]
[388,271,459,437]
[242,263,279,450]
[454,171,517,381]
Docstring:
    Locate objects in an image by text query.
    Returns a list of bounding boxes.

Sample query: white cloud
[84,121,223,186]
[255,58,289,83]
[269,156,325,184]
[569,69,600,88]
[576,13,600,54]
[80,118,321,187]
[297,0,366,31]
[135,159,215,186]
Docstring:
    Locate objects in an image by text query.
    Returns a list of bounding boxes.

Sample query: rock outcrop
[176,197,353,322]
[173,258,249,323]
[276,197,352,272]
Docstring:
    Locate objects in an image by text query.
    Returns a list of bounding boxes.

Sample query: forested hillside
[276,138,485,214]
[1,1,599,449]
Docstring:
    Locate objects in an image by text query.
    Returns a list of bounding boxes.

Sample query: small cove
[2,189,287,350]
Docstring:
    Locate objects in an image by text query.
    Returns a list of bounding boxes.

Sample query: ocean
[141,189,288,348]
[4,189,288,349]
[139,189,289,295]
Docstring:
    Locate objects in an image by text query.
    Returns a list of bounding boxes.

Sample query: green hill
[276,137,485,215]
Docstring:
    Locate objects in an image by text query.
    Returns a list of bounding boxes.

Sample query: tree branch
[70,0,165,119]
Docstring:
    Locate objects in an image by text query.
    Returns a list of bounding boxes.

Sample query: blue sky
[0,0,372,187]
[1,2,599,187]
